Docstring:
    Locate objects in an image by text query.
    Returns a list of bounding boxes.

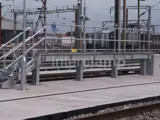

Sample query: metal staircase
[0,26,46,88]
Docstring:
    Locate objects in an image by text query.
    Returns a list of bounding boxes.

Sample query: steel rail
[74,102,160,120]
[26,96,160,120]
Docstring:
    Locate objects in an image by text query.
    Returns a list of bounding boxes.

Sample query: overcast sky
[1,0,160,30]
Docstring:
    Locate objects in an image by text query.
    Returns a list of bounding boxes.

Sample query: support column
[146,58,154,75]
[20,56,26,90]
[140,59,147,75]
[31,54,41,85]
[111,60,118,78]
[76,60,83,81]
[20,0,27,90]
[115,0,121,52]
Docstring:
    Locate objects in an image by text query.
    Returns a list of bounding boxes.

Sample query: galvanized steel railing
[40,60,140,71]
[0,27,31,51]
[45,24,152,54]
[0,26,46,70]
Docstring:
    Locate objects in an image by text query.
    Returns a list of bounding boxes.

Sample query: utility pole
[126,9,128,28]
[138,0,140,40]
[115,0,121,52]
[147,6,151,50]
[75,0,82,49]
[112,0,121,78]
[75,7,78,42]
[83,0,86,52]
[0,2,2,46]
[123,0,126,51]
[13,12,17,37]
[42,0,47,52]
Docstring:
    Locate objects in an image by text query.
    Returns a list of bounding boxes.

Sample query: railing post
[93,27,96,53]
[3,57,6,68]
[83,25,86,52]
[32,50,41,85]
[20,0,27,90]
[132,41,134,53]
[148,30,151,53]
[16,38,19,57]
[114,28,116,53]
[138,29,141,52]
[71,25,73,52]
[76,60,83,81]
[111,59,118,78]
[143,32,145,52]
[140,59,147,76]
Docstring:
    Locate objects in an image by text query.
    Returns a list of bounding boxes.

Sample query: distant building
[1,18,25,44]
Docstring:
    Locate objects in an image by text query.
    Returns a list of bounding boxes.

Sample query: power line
[151,0,160,8]
[140,0,160,16]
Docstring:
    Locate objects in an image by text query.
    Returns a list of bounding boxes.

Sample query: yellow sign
[72,49,77,53]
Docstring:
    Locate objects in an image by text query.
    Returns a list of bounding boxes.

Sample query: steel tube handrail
[1,48,158,52]
[38,49,154,53]
[47,37,152,42]
[0,26,46,60]
[6,37,45,70]
[0,27,31,50]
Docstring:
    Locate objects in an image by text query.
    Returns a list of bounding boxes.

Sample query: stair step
[0,74,11,79]
[2,69,13,73]
[0,73,12,77]
[0,66,14,78]
[0,80,11,89]
[0,78,8,82]
[0,82,4,88]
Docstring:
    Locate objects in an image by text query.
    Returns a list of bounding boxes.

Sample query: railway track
[74,102,160,120]
[26,96,160,120]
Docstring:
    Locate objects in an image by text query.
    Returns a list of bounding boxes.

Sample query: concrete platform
[0,75,160,120]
